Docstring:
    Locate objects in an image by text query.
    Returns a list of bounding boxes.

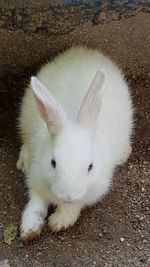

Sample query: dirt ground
[0,73,149,267]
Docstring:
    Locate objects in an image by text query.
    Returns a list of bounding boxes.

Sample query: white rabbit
[17,47,133,241]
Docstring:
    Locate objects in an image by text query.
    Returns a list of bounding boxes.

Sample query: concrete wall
[0,0,149,78]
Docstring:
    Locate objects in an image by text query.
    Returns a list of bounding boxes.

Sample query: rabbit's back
[37,47,124,120]
[19,47,132,153]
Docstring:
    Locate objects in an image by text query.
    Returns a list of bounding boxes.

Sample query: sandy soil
[0,73,149,267]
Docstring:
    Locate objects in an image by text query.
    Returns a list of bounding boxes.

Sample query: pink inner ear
[34,93,48,122]
[31,77,69,135]
[77,70,106,127]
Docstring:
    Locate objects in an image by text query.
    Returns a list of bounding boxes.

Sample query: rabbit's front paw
[21,225,43,242]
[48,205,80,232]
[21,211,45,242]
[21,212,44,242]
[20,194,48,242]
[48,212,73,232]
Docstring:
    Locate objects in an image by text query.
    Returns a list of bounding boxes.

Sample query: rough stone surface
[0,1,150,78]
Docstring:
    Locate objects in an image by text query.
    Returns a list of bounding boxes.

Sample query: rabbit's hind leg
[16,144,30,174]
[118,144,132,165]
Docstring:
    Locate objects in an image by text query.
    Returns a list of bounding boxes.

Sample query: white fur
[17,47,133,239]
[20,194,47,239]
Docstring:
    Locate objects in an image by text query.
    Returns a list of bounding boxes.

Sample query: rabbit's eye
[88,163,93,172]
[51,159,56,168]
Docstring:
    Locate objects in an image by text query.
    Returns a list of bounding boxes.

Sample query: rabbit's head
[31,71,105,203]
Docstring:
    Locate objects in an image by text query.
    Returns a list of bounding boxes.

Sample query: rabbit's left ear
[31,77,68,136]
[78,70,106,128]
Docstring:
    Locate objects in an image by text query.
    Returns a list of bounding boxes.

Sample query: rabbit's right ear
[78,70,106,128]
[31,77,68,136]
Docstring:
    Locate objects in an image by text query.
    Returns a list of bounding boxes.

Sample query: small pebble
[98,233,103,238]
[120,237,125,242]
[102,226,108,234]
[139,216,144,222]
[136,245,142,251]
[58,236,64,241]
[0,223,4,229]
[18,242,24,248]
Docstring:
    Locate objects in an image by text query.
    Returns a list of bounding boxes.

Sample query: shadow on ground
[0,73,149,267]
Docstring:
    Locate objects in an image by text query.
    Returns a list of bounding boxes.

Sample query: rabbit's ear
[78,70,106,128]
[31,77,68,135]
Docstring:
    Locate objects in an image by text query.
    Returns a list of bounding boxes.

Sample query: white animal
[17,47,133,241]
